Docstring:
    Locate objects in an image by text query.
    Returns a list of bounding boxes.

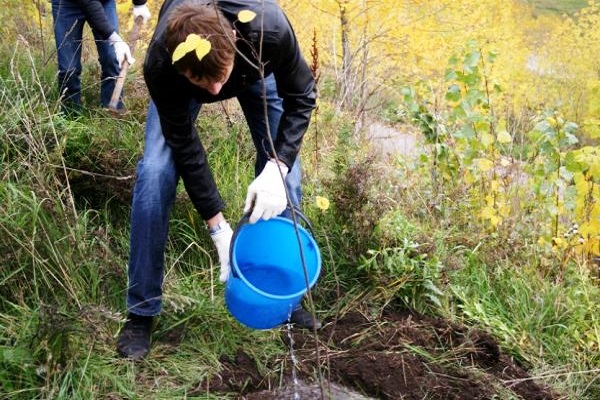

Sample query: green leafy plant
[357,239,444,313]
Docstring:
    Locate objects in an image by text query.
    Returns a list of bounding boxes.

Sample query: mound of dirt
[199,309,559,399]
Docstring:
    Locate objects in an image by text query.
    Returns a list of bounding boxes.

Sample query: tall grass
[0,41,295,399]
[448,254,599,398]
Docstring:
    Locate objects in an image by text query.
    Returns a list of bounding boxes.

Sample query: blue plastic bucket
[225,215,321,329]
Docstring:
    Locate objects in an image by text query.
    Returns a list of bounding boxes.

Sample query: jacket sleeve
[270,15,316,169]
[144,55,225,220]
[72,0,147,40]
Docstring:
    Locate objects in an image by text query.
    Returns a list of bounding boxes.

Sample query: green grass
[525,0,591,15]
[446,254,599,398]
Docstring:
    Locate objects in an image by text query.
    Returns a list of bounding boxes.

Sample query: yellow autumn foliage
[4,0,598,132]
[280,0,599,137]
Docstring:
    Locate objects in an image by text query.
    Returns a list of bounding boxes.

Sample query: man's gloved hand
[209,221,233,283]
[132,4,151,24]
[244,160,289,224]
[108,32,135,68]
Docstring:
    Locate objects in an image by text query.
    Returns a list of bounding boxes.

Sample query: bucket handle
[229,207,316,277]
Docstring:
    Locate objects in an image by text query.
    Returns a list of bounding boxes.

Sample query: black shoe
[289,308,322,330]
[116,313,153,360]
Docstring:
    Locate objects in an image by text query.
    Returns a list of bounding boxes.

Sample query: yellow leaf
[491,180,500,191]
[238,10,256,23]
[464,170,475,184]
[489,215,501,227]
[172,34,211,63]
[497,130,512,144]
[480,132,494,148]
[552,237,567,249]
[480,206,496,219]
[546,117,558,127]
[315,196,330,211]
[498,204,511,218]
[474,158,494,172]
[194,39,211,61]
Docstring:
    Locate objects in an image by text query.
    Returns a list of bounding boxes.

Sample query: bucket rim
[230,216,321,300]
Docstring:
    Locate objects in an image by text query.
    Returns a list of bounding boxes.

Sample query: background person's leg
[237,75,319,330]
[51,0,86,112]
[94,0,124,109]
[237,74,303,212]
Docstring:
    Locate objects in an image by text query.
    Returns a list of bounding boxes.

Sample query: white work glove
[244,160,289,224]
[108,32,135,68]
[209,221,233,283]
[132,4,151,24]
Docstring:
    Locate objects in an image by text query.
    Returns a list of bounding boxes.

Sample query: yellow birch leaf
[172,34,211,63]
[172,38,195,63]
[464,170,475,184]
[474,158,494,172]
[480,206,495,219]
[480,132,494,148]
[238,10,256,23]
[499,204,511,218]
[194,39,212,61]
[497,130,512,144]
[489,215,501,227]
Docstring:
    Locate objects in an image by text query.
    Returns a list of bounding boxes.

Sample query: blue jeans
[127,74,302,316]
[51,0,123,110]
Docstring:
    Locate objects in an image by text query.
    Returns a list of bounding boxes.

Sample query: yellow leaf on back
[172,34,212,64]
[172,35,196,63]
[238,10,257,23]
[194,39,211,61]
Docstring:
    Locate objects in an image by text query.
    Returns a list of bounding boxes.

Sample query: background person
[116,0,319,360]
[50,0,151,113]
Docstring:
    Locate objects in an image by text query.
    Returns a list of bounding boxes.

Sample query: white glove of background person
[108,32,135,68]
[209,221,233,282]
[244,160,289,224]
[132,4,151,24]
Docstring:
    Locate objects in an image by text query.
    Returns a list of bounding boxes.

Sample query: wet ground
[199,309,559,399]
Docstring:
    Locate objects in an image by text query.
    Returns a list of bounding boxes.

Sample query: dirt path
[366,122,423,158]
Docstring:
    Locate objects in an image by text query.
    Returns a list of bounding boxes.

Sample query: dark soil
[199,309,559,399]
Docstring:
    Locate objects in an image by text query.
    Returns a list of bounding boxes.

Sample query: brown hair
[166,0,236,82]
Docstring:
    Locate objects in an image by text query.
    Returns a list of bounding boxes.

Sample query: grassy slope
[525,0,590,14]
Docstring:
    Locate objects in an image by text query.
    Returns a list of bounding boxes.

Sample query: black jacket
[70,0,147,40]
[143,0,316,220]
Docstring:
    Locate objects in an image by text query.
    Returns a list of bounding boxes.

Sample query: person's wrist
[109,32,119,42]
[209,220,230,236]
[268,158,289,175]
